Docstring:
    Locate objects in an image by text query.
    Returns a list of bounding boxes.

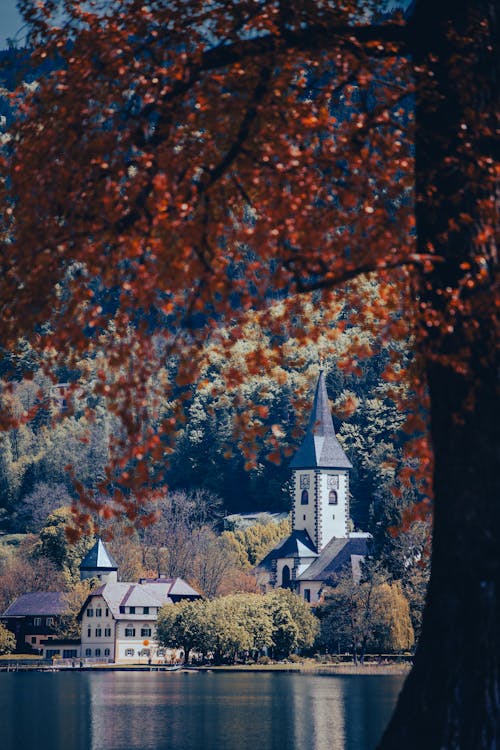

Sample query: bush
[257,655,272,665]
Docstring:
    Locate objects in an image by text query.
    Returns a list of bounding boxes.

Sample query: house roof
[297,535,370,582]
[79,578,201,621]
[138,577,201,599]
[289,370,352,470]
[79,538,118,571]
[2,591,66,617]
[255,530,318,572]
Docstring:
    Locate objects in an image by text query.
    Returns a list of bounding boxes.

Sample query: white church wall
[317,470,349,549]
[296,580,323,603]
[293,470,316,545]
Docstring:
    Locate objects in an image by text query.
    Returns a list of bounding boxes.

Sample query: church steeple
[290,369,352,470]
[290,369,352,551]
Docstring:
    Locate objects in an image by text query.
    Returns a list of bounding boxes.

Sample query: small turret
[79,538,118,583]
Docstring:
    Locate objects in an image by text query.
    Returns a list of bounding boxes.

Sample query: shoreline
[0,661,411,676]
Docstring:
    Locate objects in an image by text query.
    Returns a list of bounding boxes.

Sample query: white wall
[293,469,349,550]
[80,595,116,660]
[316,470,349,549]
[292,470,316,545]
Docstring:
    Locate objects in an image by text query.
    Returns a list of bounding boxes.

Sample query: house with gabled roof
[255,368,370,603]
[78,576,201,663]
[1,591,67,653]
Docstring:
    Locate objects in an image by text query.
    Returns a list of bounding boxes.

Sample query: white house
[78,576,201,663]
[255,368,370,603]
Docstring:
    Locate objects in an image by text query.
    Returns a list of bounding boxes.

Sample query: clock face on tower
[327,475,339,490]
[300,474,310,489]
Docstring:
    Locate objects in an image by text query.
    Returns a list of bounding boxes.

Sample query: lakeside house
[0,537,201,662]
[254,368,370,602]
[1,591,68,653]
[78,576,201,663]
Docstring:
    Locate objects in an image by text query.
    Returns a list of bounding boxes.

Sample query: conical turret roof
[290,370,352,470]
[80,538,118,572]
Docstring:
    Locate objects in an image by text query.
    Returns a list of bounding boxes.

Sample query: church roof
[255,530,318,571]
[79,538,118,572]
[297,535,370,582]
[289,370,352,470]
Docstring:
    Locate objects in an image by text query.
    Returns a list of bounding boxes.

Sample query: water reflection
[0,670,405,750]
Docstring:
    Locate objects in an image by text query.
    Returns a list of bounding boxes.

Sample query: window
[143,607,149,615]
[95,608,102,617]
[119,606,125,614]
[304,589,311,603]
[87,608,94,617]
[46,617,54,626]
[328,490,338,505]
[85,648,91,656]
[301,489,309,505]
[303,514,306,520]
[129,606,136,614]
[34,617,41,626]
[282,565,291,588]
[125,627,136,637]
[95,648,101,657]
[95,628,102,637]
[125,648,134,656]
[141,628,152,638]
[104,648,110,656]
[104,628,111,637]
[63,649,78,659]
[87,628,91,638]
[31,636,37,644]
[105,608,109,617]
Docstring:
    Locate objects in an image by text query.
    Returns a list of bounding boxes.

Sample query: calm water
[0,671,404,750]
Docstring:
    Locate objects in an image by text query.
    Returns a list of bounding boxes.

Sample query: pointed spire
[80,538,118,572]
[290,370,352,469]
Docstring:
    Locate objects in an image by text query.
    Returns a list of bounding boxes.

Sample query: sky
[0,0,24,48]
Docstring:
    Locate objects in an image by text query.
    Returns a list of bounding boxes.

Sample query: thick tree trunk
[379,1,499,748]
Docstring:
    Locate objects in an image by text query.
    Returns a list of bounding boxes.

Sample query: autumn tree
[317,570,414,658]
[0,622,16,655]
[55,578,97,639]
[0,1,497,748]
[222,516,291,568]
[156,598,211,663]
[35,507,94,585]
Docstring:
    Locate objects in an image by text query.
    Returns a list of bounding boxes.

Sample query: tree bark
[379,1,499,748]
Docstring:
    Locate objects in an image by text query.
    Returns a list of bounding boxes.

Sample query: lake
[0,670,404,750]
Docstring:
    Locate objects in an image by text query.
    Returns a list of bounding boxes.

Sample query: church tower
[289,368,352,552]
[79,538,118,583]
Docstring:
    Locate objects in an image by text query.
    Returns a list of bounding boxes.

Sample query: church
[254,368,370,603]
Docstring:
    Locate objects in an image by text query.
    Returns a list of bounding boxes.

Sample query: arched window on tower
[328,490,338,505]
[282,565,291,588]
[301,489,309,505]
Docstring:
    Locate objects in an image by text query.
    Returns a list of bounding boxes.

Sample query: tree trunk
[379,1,499,748]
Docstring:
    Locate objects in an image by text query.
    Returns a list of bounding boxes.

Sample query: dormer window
[301,489,309,505]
